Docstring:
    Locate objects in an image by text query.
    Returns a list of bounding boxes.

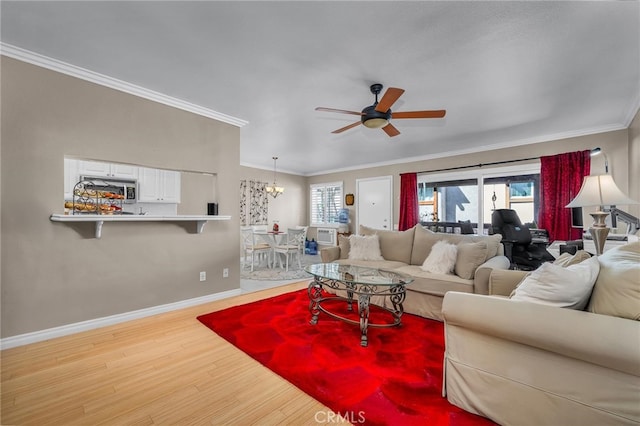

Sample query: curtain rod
[416,147,600,175]
[416,156,540,174]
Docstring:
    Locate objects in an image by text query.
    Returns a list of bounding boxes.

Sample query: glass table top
[305,263,413,286]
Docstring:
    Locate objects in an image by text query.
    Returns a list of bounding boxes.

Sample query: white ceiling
[2,1,638,175]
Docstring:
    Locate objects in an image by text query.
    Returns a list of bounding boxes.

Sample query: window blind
[310,182,343,226]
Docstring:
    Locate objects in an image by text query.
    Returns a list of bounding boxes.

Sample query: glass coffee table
[305,263,413,347]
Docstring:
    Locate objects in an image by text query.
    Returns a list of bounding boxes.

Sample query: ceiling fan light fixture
[361,104,391,129]
[362,117,389,129]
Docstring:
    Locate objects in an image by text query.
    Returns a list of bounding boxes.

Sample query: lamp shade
[566,175,638,208]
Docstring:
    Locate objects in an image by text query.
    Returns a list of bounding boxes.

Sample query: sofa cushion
[410,225,502,265]
[411,226,453,265]
[421,240,458,274]
[348,234,384,261]
[461,233,502,261]
[510,256,600,310]
[588,242,640,320]
[338,234,350,259]
[553,250,591,267]
[359,225,415,264]
[396,265,474,296]
[455,241,489,280]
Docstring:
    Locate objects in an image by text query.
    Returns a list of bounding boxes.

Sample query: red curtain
[539,150,591,242]
[399,173,420,231]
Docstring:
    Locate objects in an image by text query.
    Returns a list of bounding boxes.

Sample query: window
[418,164,541,233]
[310,182,343,226]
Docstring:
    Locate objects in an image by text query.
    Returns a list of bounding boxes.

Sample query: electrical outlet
[199,271,206,282]
[223,268,229,278]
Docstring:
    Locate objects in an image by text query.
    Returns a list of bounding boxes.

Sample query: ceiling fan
[315,83,446,137]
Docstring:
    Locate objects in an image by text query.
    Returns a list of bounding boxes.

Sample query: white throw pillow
[421,240,458,274]
[511,256,600,310]
[348,234,384,261]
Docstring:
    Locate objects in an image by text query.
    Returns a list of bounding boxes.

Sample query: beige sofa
[320,224,510,321]
[442,242,640,425]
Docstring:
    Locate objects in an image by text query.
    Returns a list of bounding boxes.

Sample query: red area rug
[197,289,494,426]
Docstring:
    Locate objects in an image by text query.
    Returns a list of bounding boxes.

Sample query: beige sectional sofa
[442,242,640,425]
[320,224,510,321]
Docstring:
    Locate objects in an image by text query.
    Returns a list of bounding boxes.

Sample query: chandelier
[265,156,284,198]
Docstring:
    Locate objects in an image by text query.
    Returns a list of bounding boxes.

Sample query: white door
[356,176,393,232]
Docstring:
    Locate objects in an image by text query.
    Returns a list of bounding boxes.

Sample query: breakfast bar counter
[50,214,231,238]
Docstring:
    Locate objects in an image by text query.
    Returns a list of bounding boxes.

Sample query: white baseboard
[0,289,242,350]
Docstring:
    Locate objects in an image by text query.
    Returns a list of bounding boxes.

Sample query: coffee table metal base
[308,277,407,347]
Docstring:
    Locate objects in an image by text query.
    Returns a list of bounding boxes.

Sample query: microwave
[80,176,137,203]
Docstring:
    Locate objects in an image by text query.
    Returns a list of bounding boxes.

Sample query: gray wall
[1,57,242,338]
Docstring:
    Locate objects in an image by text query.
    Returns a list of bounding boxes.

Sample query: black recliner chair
[491,209,555,270]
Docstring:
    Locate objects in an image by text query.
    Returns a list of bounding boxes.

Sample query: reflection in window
[484,175,538,227]
[418,179,478,224]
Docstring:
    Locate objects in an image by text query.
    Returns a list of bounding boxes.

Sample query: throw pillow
[421,240,458,274]
[338,234,350,259]
[348,234,384,261]
[587,242,640,320]
[455,241,488,280]
[553,250,591,267]
[510,256,600,310]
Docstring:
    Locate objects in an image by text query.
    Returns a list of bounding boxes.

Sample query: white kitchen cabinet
[138,167,181,203]
[64,158,79,199]
[78,160,138,179]
[78,160,110,177]
[110,163,138,179]
[159,170,181,203]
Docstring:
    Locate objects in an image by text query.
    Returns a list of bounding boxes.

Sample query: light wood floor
[1,281,336,425]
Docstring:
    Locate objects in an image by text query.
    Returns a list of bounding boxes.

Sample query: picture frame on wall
[345,193,354,206]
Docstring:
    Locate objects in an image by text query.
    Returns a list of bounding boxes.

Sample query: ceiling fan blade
[382,123,401,137]
[392,110,447,119]
[375,87,405,113]
[315,107,363,116]
[332,121,362,134]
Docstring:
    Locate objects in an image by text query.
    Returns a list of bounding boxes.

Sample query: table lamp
[566,174,638,255]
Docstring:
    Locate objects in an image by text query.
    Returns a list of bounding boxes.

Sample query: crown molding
[0,43,248,127]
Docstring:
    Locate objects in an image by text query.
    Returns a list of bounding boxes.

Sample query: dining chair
[293,225,308,256]
[273,228,306,271]
[241,227,271,271]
